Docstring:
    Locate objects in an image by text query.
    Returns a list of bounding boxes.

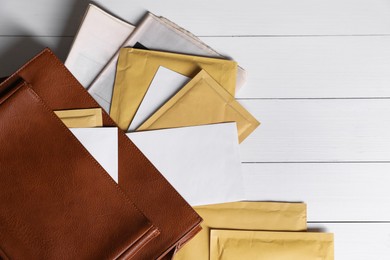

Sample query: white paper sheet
[127,123,244,206]
[70,128,118,183]
[88,12,246,113]
[128,66,190,131]
[65,4,135,92]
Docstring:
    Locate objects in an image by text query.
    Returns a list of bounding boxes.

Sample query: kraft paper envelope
[174,202,307,260]
[54,108,103,127]
[111,48,237,130]
[138,70,259,143]
[65,4,135,94]
[88,12,246,114]
[210,230,334,260]
[123,12,247,93]
[127,123,244,206]
[70,128,118,183]
[128,66,190,131]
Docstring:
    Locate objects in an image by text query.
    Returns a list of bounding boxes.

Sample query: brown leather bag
[0,48,202,259]
[0,80,159,259]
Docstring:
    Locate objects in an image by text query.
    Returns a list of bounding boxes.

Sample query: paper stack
[66,4,259,143]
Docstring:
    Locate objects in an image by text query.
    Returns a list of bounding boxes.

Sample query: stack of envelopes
[64,4,334,259]
[66,4,259,144]
[0,3,334,260]
[175,202,334,260]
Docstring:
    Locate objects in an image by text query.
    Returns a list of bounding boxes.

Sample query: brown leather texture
[0,48,202,259]
[0,80,159,259]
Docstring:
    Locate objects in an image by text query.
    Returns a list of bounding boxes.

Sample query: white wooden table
[2,1,390,258]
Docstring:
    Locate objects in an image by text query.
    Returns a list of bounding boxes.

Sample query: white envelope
[70,128,118,183]
[88,12,246,113]
[65,4,135,94]
[128,66,190,131]
[127,123,244,206]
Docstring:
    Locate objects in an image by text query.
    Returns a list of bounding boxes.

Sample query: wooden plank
[2,0,390,37]
[2,36,390,99]
[0,36,73,77]
[200,36,390,98]
[243,163,390,221]
[239,99,390,162]
[307,223,390,260]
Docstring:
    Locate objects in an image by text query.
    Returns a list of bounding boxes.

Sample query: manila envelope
[122,12,247,94]
[138,70,259,143]
[110,48,237,130]
[65,4,135,90]
[210,230,334,260]
[174,202,307,260]
[54,108,103,127]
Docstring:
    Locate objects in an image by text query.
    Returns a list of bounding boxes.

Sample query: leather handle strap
[0,77,25,105]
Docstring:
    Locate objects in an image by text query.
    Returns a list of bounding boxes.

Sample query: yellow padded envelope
[138,70,259,143]
[210,230,334,260]
[174,202,307,260]
[111,48,237,130]
[54,108,103,127]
